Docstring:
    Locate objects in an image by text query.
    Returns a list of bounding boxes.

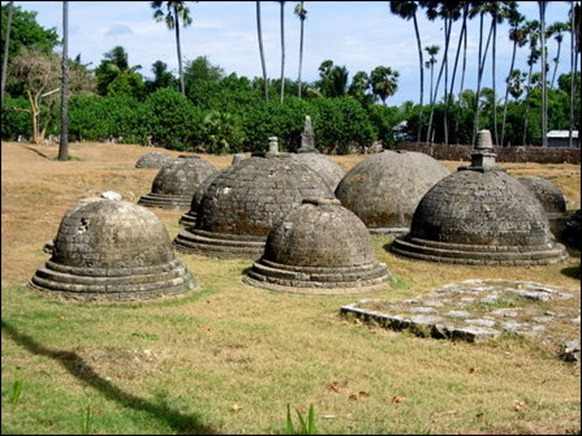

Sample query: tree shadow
[23,145,52,160]
[1,319,217,435]
[561,265,580,280]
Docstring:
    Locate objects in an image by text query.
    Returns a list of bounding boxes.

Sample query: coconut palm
[500,5,526,147]
[1,0,14,102]
[538,1,548,147]
[546,21,569,88]
[424,44,439,143]
[389,1,424,141]
[151,1,193,96]
[567,1,579,147]
[370,65,399,105]
[278,1,286,104]
[256,1,268,102]
[522,19,541,145]
[294,1,306,98]
[58,1,69,161]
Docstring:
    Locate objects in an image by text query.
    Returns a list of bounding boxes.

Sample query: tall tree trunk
[279,1,286,104]
[501,38,519,147]
[539,1,548,147]
[454,13,468,143]
[1,0,14,102]
[492,13,498,146]
[413,13,424,142]
[569,2,578,147]
[174,5,185,96]
[523,60,534,146]
[449,9,467,145]
[58,1,69,161]
[256,2,269,102]
[473,16,494,145]
[297,1,304,98]
[550,37,562,88]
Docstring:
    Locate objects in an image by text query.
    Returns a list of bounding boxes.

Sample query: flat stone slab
[340,279,580,361]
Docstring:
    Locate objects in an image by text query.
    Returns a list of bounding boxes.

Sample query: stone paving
[341,279,580,362]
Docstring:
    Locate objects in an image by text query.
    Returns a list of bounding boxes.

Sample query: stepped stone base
[29,259,199,301]
[137,193,191,211]
[179,211,197,227]
[243,258,390,295]
[173,228,266,259]
[390,236,568,266]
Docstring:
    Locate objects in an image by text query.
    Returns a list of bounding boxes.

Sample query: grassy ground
[1,141,580,434]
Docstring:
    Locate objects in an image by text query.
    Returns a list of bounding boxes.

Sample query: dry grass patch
[2,141,580,434]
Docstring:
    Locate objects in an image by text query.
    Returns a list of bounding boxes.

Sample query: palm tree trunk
[297,1,305,98]
[474,16,494,145]
[492,14,498,146]
[413,13,424,142]
[449,9,466,144]
[256,2,269,102]
[551,38,562,88]
[58,1,69,161]
[501,38,518,147]
[279,1,286,104]
[539,1,548,147]
[455,13,468,143]
[173,5,185,96]
[523,61,534,146]
[1,0,14,102]
[569,2,577,147]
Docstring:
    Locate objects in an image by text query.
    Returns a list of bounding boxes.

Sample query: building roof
[547,130,579,139]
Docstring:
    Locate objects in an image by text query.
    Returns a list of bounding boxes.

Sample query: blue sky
[10,1,575,106]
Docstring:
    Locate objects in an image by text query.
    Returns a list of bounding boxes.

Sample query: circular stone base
[243,258,390,295]
[179,211,197,227]
[369,227,410,238]
[390,236,569,266]
[173,228,266,259]
[137,193,192,211]
[29,258,199,301]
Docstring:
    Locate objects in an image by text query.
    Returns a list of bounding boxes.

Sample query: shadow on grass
[23,145,52,160]
[561,265,580,280]
[1,319,217,435]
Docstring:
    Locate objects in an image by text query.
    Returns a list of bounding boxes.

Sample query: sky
[7,1,576,106]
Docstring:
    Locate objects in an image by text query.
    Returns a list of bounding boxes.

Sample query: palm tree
[256,1,268,102]
[294,1,307,98]
[370,65,399,105]
[500,5,526,147]
[389,1,424,141]
[151,1,193,96]
[568,1,579,148]
[538,1,548,147]
[278,1,286,104]
[58,1,69,161]
[424,44,439,143]
[1,0,14,102]
[546,21,569,88]
[522,19,541,145]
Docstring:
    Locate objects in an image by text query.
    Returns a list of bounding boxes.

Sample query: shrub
[1,96,32,141]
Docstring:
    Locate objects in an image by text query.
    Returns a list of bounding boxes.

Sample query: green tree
[348,71,373,106]
[146,60,178,93]
[370,65,399,105]
[316,60,348,98]
[424,43,439,142]
[151,1,193,96]
[94,46,144,98]
[1,1,14,101]
[546,20,569,88]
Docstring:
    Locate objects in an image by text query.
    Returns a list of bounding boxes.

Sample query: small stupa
[390,130,568,265]
[243,198,390,295]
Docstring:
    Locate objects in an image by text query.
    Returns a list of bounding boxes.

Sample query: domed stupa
[138,155,217,210]
[290,116,346,192]
[135,151,173,169]
[335,149,450,235]
[179,154,247,227]
[243,198,390,295]
[29,197,199,301]
[517,175,570,236]
[390,130,568,265]
[173,138,334,259]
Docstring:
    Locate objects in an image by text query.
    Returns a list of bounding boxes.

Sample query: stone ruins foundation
[335,149,450,235]
[135,151,173,169]
[29,197,199,301]
[138,155,217,210]
[173,139,334,259]
[290,116,346,192]
[243,198,390,295]
[390,130,569,265]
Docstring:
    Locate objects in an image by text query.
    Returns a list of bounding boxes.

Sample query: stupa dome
[243,198,390,295]
[335,150,450,235]
[135,151,173,169]
[138,155,217,210]
[29,198,199,301]
[291,153,346,192]
[390,130,568,265]
[173,149,334,259]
